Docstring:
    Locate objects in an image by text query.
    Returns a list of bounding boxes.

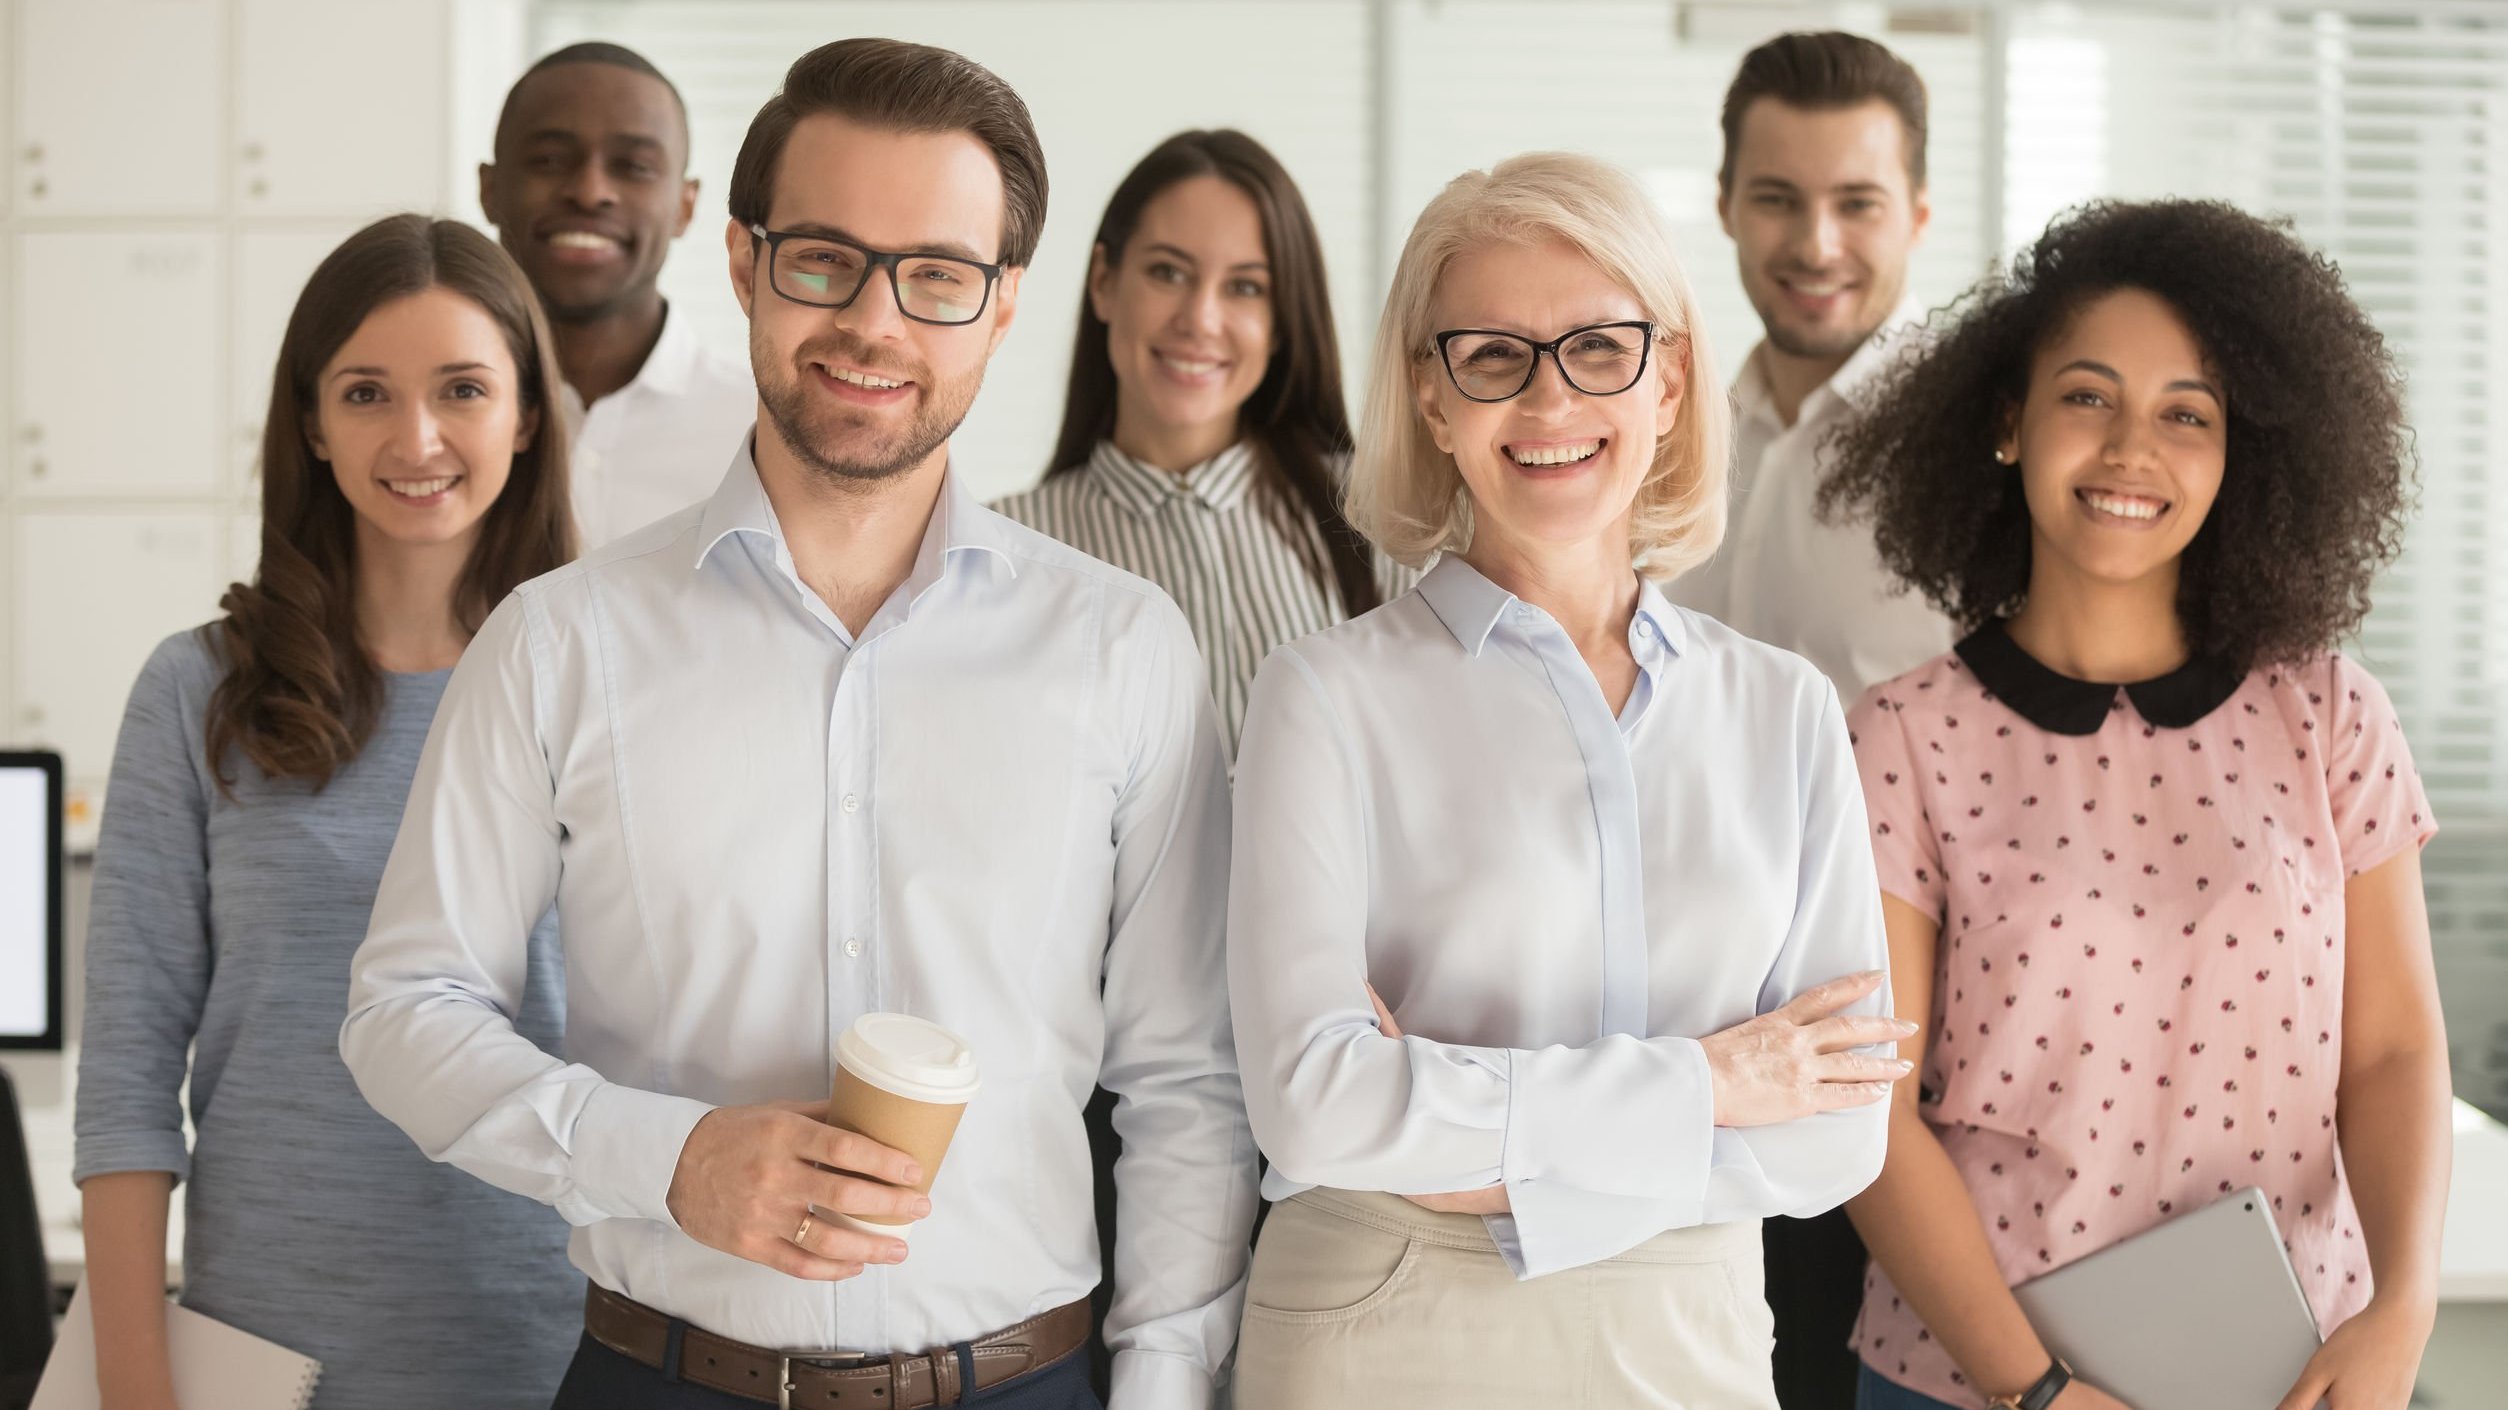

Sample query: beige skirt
[1232,1190,1778,1409]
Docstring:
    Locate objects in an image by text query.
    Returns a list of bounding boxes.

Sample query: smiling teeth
[386,477,458,497]
[2085,491,2164,520]
[1511,440,1602,467]
[1158,352,1222,376]
[548,232,619,250]
[832,368,904,390]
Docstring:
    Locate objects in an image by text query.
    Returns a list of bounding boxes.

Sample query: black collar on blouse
[1954,620,2245,736]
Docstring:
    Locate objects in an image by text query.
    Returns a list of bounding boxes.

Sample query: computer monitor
[0,752,63,1050]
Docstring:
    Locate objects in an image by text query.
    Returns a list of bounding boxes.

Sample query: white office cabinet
[12,511,226,782]
[226,509,259,588]
[13,0,224,215]
[236,0,448,215]
[231,228,355,481]
[12,232,224,496]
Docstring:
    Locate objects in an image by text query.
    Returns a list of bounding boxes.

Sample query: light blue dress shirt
[1227,555,1890,1280]
[343,445,1257,1409]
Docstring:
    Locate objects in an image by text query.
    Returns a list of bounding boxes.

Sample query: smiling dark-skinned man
[482,42,755,548]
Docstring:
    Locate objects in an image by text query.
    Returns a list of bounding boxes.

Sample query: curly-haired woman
[73,215,580,1408]
[1822,199,2447,1410]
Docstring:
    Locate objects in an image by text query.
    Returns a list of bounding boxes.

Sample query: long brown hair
[206,214,574,793]
[1046,129,1379,615]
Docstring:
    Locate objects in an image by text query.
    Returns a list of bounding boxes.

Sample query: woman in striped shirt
[995,128,1407,751]
[994,128,1402,1397]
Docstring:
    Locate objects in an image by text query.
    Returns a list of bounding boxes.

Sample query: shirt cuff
[1109,1348,1216,1410]
[569,1083,716,1227]
[1500,1034,1715,1206]
[1490,1183,1689,1279]
[72,1130,192,1188]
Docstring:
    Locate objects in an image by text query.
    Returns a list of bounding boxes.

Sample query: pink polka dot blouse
[1844,627,2435,1406]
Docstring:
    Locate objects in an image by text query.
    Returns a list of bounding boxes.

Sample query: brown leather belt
[583,1284,1090,1408]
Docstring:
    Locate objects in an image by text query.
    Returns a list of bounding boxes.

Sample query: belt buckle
[777,1349,873,1410]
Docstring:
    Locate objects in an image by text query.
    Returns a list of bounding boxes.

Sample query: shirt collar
[1087,439,1260,516]
[1416,555,1688,661]
[556,301,702,431]
[1733,296,1922,427]
[632,300,703,397]
[1955,620,2244,736]
[694,438,1018,596]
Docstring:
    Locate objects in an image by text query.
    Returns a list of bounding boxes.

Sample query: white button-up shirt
[560,303,757,549]
[342,445,1256,1409]
[1227,557,1890,1281]
[1669,306,1954,704]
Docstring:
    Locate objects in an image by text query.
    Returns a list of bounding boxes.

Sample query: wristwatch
[1986,1358,2073,1410]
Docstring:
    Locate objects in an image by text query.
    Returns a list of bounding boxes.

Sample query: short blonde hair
[1345,152,1729,580]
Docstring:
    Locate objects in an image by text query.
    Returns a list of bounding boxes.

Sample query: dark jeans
[1855,1363,1964,1410]
[550,1333,1102,1410]
[1765,1206,1871,1409]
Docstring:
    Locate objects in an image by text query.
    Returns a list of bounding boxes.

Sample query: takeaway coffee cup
[823,1013,980,1242]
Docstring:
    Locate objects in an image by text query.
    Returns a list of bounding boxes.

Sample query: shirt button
[841,793,860,814]
[1636,619,1655,638]
[842,937,864,959]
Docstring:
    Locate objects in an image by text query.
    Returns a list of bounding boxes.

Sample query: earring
[1993,449,2013,464]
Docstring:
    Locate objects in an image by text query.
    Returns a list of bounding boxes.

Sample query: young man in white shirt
[1675,30,1953,710]
[348,38,1255,1410]
[1670,30,1956,1410]
[481,43,755,547]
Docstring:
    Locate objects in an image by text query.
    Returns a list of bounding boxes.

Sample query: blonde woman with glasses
[1225,152,1912,1407]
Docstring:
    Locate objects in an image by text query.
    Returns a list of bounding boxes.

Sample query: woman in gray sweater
[73,215,581,1409]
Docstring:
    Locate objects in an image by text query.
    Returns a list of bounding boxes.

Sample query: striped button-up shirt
[994,441,1415,751]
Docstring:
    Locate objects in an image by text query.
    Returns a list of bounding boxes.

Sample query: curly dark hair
[1817,198,2413,672]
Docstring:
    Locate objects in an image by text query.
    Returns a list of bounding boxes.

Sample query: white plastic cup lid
[836,1013,981,1104]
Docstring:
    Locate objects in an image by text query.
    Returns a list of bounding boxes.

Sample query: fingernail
[1894,1020,1921,1033]
[886,1242,909,1262]
[903,1166,925,1186]
[912,1197,932,1217]
[1893,1059,1915,1072]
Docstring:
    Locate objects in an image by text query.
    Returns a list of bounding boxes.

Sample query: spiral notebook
[33,1279,322,1410]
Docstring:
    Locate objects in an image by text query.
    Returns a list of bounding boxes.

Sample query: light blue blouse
[1227,555,1892,1279]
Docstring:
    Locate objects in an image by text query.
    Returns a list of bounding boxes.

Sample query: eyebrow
[2056,359,2222,400]
[1141,242,1268,273]
[777,219,991,265]
[329,362,496,380]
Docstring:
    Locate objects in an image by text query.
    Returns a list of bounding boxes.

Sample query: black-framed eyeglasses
[1430,320,1660,403]
[747,224,1004,326]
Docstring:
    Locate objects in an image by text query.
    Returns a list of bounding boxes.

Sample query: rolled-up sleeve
[1097,602,1258,1410]
[340,591,711,1228]
[74,635,217,1187]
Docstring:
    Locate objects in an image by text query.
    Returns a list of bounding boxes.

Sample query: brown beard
[751,328,980,485]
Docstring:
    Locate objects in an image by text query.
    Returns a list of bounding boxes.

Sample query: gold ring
[792,1213,815,1246]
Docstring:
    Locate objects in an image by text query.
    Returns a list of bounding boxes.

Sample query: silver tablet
[2012,1186,2321,1410]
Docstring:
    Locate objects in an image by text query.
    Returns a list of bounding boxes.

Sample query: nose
[560,154,618,211]
[1516,348,1580,415]
[827,263,915,343]
[1171,279,1224,338]
[1791,205,1844,269]
[2103,411,2162,472]
[384,401,445,467]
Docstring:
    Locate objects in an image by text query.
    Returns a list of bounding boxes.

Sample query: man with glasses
[481,42,755,548]
[344,38,1255,1410]
[1669,30,1954,1410]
